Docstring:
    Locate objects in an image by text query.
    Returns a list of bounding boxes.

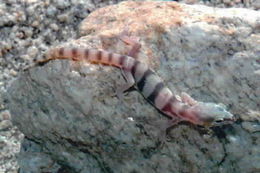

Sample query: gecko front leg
[116,71,135,101]
[180,92,198,106]
[115,33,141,100]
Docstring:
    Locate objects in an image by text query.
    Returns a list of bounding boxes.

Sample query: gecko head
[187,102,235,127]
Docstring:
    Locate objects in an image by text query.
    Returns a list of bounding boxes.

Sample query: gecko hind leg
[119,31,141,58]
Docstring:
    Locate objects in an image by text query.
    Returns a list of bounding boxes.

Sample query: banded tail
[44,47,185,119]
[44,47,134,70]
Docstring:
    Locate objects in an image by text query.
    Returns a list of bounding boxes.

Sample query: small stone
[21,54,31,61]
[253,0,260,10]
[0,120,12,131]
[27,46,38,57]
[46,6,57,17]
[0,110,11,121]
[15,11,26,23]
[31,20,40,27]
[56,0,70,9]
[254,70,260,75]
[0,136,6,144]
[16,31,26,39]
[241,121,260,133]
[240,110,260,122]
[10,69,17,77]
[50,23,59,31]
[57,13,69,22]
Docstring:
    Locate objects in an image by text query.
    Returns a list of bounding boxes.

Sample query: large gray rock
[6,1,260,173]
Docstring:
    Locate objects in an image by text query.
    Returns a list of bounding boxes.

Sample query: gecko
[38,34,235,130]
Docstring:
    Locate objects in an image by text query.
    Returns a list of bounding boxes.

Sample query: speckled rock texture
[0,0,126,172]
[168,0,260,10]
[5,1,260,173]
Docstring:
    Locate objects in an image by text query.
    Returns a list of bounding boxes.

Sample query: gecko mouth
[214,117,236,126]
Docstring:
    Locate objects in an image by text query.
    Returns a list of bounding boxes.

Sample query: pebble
[20,54,31,61]
[0,120,12,131]
[56,0,70,9]
[0,111,11,121]
[57,13,70,22]
[253,0,260,9]
[31,20,40,27]
[10,69,17,77]
[50,23,59,31]
[27,46,39,57]
[46,6,57,17]
[241,121,260,133]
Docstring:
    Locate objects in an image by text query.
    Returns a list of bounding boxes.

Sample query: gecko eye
[212,120,225,126]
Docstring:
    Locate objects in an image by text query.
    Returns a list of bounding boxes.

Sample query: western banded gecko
[38,35,235,130]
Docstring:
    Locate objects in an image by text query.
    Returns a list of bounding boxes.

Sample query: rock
[17,139,61,173]
[0,110,11,121]
[0,120,12,131]
[242,121,260,133]
[6,1,260,173]
[253,0,260,10]
[0,121,23,173]
[0,0,120,92]
[1,1,134,173]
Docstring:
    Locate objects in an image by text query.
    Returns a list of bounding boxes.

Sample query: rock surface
[0,0,126,172]
[6,1,260,173]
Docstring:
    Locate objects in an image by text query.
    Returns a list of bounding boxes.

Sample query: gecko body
[42,45,234,128]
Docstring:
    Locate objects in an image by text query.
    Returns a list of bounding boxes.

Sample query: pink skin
[118,33,235,129]
[42,32,235,135]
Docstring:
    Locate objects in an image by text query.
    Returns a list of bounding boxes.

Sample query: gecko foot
[151,117,182,146]
[115,71,135,101]
[115,83,134,101]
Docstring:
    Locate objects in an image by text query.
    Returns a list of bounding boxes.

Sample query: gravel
[177,0,260,9]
